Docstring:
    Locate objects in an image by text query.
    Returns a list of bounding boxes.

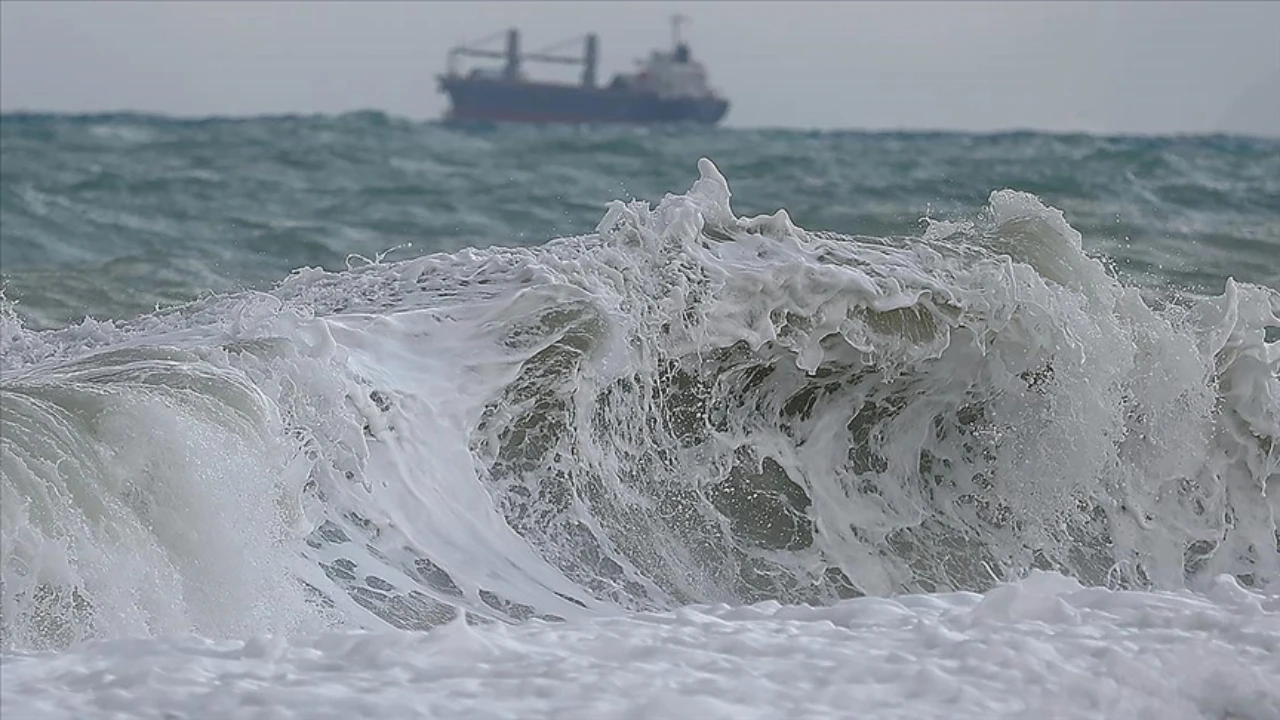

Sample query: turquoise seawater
[3,112,1277,329]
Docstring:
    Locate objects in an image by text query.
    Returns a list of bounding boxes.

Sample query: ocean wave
[2,159,1277,651]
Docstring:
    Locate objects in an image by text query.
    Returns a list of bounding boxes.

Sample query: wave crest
[2,159,1276,650]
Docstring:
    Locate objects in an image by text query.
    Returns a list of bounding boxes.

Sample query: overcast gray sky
[2,1,1277,136]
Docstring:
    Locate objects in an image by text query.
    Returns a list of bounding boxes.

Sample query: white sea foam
[3,572,1277,720]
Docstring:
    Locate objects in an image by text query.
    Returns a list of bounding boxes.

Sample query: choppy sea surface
[2,113,1278,719]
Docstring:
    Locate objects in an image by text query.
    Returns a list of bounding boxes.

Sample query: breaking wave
[2,159,1277,651]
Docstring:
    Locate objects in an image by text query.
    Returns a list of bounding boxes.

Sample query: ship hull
[438,77,729,126]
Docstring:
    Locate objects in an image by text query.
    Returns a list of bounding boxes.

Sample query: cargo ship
[437,16,729,126]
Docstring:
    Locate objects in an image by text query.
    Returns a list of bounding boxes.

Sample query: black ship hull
[438,77,729,126]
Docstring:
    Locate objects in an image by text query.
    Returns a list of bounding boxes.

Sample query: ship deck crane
[446,29,600,87]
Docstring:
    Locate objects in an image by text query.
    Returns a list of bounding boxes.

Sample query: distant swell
[2,159,1277,651]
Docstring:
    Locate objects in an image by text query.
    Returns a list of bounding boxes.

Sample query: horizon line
[1,108,1276,142]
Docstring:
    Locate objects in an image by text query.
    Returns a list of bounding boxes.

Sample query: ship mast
[671,14,688,49]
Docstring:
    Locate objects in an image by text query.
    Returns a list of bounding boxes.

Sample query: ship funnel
[582,34,599,87]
